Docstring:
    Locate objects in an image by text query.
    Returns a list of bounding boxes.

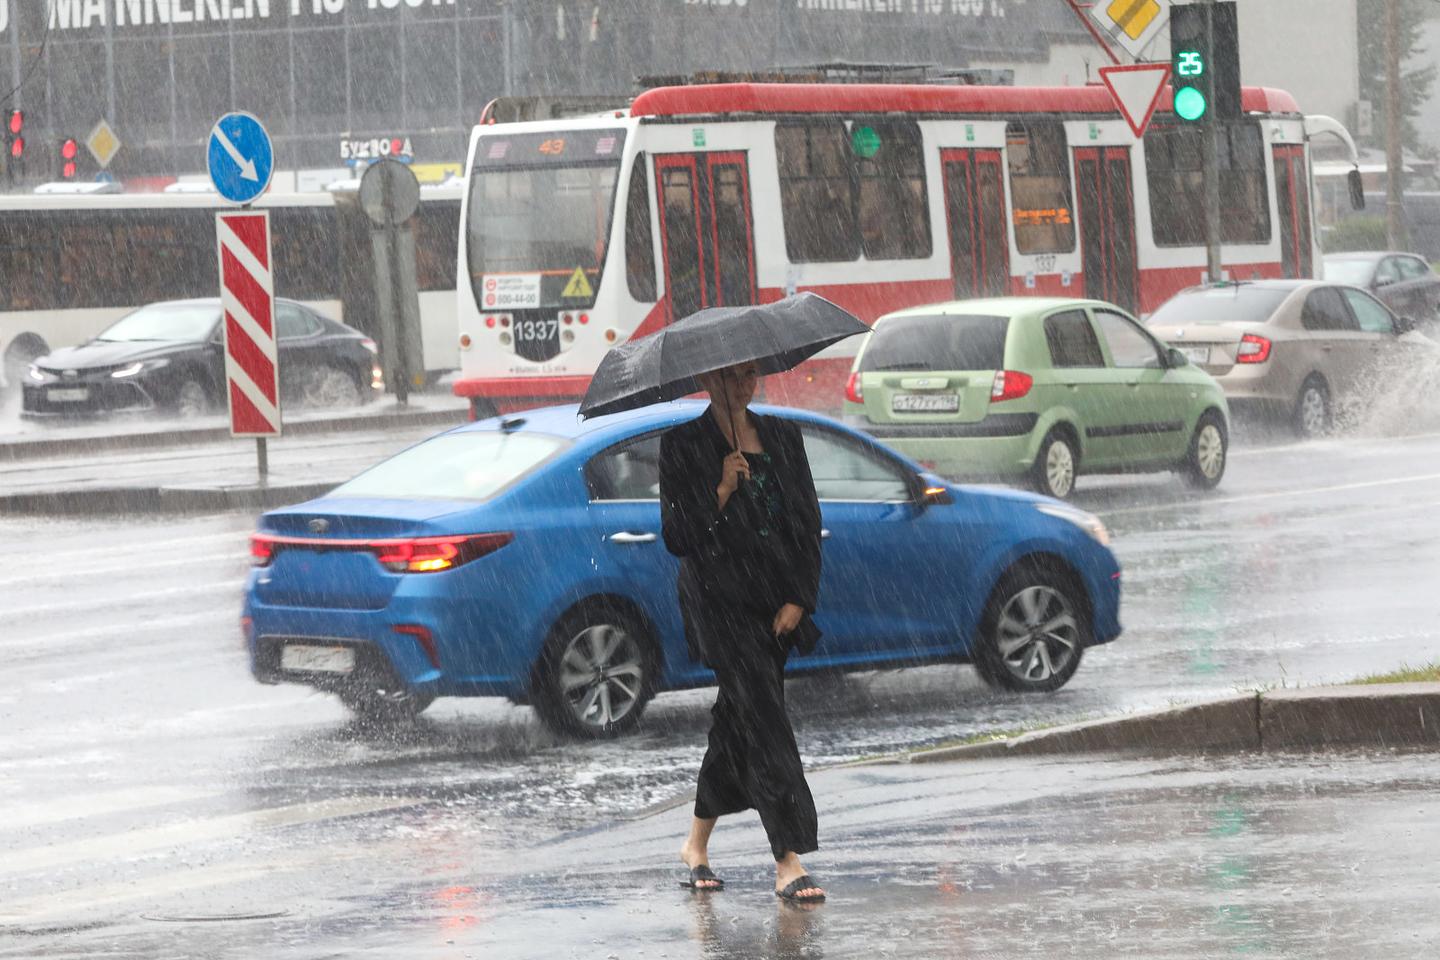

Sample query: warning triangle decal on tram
[562,267,593,299]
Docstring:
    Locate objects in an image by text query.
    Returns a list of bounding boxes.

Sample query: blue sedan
[243,403,1122,738]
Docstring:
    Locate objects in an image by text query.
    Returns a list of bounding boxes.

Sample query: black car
[22,299,381,419]
[1323,251,1440,337]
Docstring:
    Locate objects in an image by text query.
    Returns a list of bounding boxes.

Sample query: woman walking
[659,360,827,904]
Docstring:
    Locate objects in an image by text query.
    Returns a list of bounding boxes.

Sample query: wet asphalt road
[2,420,1439,951]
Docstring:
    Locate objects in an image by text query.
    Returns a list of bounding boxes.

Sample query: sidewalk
[0,396,468,514]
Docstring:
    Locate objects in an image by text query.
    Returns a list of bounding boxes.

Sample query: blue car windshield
[331,431,568,501]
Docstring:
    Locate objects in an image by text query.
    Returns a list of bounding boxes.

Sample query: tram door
[941,149,1010,298]
[654,152,757,323]
[1273,145,1314,278]
[1074,147,1139,313]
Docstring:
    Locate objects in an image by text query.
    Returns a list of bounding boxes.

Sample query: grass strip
[1353,662,1440,685]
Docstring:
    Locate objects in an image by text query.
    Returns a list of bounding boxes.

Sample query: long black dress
[658,407,823,862]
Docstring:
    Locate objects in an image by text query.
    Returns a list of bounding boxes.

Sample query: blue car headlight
[1035,503,1111,546]
[111,358,170,378]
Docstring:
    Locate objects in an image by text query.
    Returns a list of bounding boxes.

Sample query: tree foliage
[1357,0,1438,155]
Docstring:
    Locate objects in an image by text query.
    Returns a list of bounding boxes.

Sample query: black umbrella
[577,293,869,423]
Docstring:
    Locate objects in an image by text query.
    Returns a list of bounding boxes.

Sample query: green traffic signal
[1175,86,1207,122]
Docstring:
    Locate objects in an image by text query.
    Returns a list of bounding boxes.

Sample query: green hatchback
[842,297,1230,499]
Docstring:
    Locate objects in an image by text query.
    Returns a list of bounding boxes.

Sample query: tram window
[855,120,931,260]
[625,154,658,302]
[1220,123,1270,244]
[414,202,461,292]
[1006,121,1076,255]
[775,121,859,263]
[1146,122,1270,246]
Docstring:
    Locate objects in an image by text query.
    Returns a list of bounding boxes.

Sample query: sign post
[359,158,423,407]
[208,111,278,482]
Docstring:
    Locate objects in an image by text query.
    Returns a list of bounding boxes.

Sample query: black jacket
[659,408,823,664]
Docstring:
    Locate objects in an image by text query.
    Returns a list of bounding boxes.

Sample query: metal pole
[1202,0,1224,282]
[502,2,514,97]
[382,171,410,406]
[1385,0,1407,249]
[256,438,269,483]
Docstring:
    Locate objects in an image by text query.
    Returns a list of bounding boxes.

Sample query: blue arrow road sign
[207,112,274,205]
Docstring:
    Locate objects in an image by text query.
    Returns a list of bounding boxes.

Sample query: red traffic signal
[6,110,22,136]
[59,137,78,179]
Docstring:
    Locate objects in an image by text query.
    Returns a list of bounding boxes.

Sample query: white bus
[0,185,461,395]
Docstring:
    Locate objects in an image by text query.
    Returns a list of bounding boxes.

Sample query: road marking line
[1228,429,1440,458]
[0,786,219,832]
[0,552,245,588]
[7,529,248,568]
[0,795,423,878]
[0,610,228,654]
[0,578,244,621]
[0,855,332,927]
[1100,471,1440,517]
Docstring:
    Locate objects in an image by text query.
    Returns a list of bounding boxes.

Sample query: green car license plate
[892,393,959,414]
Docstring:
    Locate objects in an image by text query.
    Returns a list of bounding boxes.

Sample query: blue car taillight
[249,532,513,573]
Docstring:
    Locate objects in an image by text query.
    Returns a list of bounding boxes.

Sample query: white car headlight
[111,358,170,378]
[27,364,47,382]
[1035,503,1111,546]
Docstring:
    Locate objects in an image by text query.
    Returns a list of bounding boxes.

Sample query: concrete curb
[899,682,1440,763]
[0,405,467,462]
[0,481,339,516]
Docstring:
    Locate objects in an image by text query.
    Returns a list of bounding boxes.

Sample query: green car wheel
[1031,429,1078,500]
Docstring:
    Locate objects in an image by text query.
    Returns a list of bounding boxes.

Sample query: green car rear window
[1147,287,1291,326]
[859,314,1009,372]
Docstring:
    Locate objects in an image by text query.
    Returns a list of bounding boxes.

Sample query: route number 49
[1177,51,1204,77]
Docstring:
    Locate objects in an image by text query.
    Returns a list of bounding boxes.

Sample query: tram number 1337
[515,319,560,342]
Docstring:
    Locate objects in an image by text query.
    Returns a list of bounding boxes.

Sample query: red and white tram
[453,81,1349,416]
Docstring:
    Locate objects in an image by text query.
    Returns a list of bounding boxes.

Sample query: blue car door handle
[609,531,657,544]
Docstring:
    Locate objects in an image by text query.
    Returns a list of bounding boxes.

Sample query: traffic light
[1170,2,1241,122]
[6,109,22,159]
[59,137,78,179]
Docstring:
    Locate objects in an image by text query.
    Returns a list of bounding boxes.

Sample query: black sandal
[680,864,725,890]
[776,875,825,903]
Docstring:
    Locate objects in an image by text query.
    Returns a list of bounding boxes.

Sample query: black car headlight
[111,358,170,378]
[27,364,51,383]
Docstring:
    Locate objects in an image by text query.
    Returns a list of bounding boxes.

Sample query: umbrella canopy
[577,293,869,420]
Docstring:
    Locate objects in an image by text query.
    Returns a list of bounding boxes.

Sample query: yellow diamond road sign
[1090,0,1169,59]
[87,119,121,168]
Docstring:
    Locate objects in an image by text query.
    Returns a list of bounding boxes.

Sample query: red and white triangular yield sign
[1099,63,1173,139]
[216,211,282,437]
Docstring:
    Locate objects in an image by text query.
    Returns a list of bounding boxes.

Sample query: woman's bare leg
[680,816,721,888]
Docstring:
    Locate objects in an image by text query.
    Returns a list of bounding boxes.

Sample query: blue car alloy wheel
[242,402,1123,738]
